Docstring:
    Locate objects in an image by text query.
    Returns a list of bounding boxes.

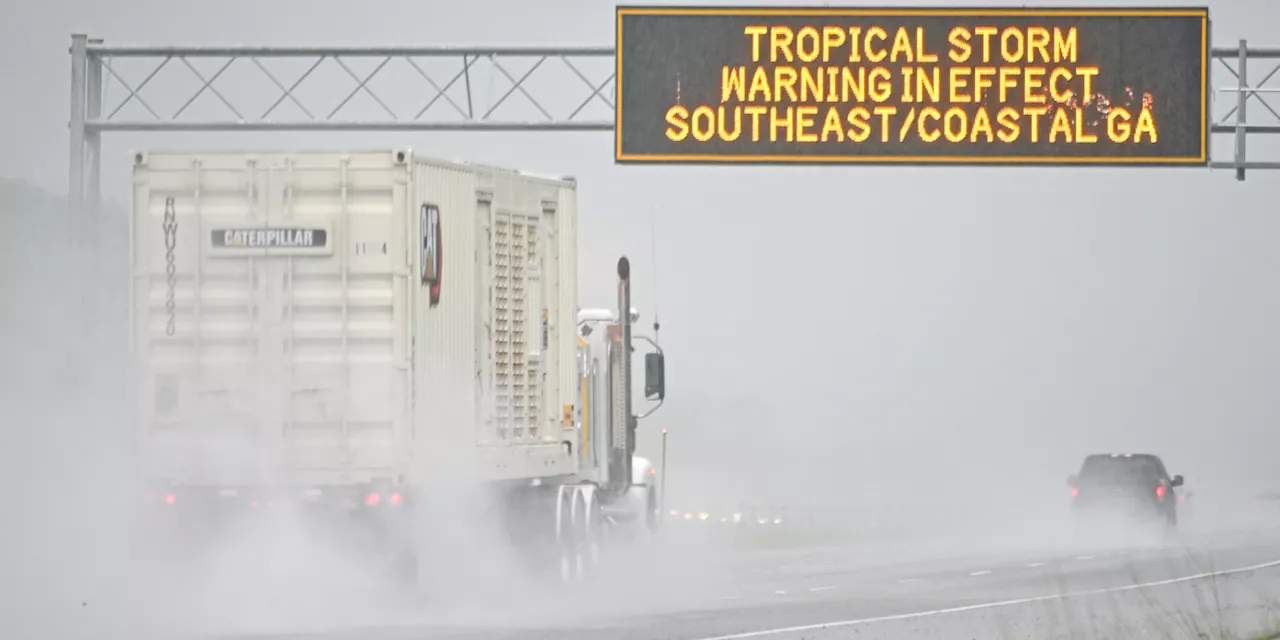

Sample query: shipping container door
[135,155,271,485]
[278,155,410,484]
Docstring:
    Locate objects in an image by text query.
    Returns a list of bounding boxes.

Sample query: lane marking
[969,570,992,576]
[1076,555,1094,560]
[896,578,922,584]
[686,557,1280,640]
[773,590,787,595]
[717,596,742,601]
[1027,562,1046,568]
[808,586,837,592]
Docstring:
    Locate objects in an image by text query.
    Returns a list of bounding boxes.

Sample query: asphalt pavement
[150,521,1280,640]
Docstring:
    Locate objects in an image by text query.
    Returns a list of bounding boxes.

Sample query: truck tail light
[388,492,402,506]
[365,492,381,507]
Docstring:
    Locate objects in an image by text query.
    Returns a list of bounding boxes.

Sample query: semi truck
[128,150,665,583]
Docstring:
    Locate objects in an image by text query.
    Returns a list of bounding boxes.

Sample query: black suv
[1068,453,1183,529]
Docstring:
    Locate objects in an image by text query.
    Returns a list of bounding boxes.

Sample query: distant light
[773,518,782,525]
[669,509,680,516]
[758,518,768,525]
[1071,487,1079,498]
[649,468,657,477]
[732,513,743,523]
[389,492,403,506]
[250,500,259,508]
[683,512,693,520]
[365,492,381,507]
[698,511,709,521]
[164,494,176,505]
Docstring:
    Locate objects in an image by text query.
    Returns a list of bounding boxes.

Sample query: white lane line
[686,557,1280,640]
[808,586,837,592]
[1076,555,1095,560]
[1027,562,1046,568]
[969,570,992,576]
[717,596,742,601]
[773,590,788,595]
[897,578,922,584]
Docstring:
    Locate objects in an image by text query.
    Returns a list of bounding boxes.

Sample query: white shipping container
[130,150,582,488]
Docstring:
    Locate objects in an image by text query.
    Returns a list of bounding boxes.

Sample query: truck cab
[576,307,664,533]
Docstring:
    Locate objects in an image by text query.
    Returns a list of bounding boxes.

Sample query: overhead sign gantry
[63,4,1280,230]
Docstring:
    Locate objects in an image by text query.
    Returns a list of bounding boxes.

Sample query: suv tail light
[1156,485,1167,499]
[1070,487,1079,498]
[365,489,406,508]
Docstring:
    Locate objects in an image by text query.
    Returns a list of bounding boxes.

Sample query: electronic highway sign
[615,6,1209,166]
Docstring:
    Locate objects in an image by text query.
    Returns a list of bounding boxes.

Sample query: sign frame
[614,5,1211,167]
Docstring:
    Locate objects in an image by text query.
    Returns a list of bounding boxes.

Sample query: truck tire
[556,485,576,583]
[568,485,601,581]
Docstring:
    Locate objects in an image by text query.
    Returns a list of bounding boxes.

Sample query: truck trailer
[128,150,665,583]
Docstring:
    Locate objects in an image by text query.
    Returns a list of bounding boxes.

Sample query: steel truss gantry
[67,34,616,224]
[1214,41,1280,180]
[67,34,1280,220]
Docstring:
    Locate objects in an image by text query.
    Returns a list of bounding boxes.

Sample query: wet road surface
[152,523,1280,640]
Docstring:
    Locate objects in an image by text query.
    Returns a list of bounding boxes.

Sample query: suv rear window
[1079,455,1164,483]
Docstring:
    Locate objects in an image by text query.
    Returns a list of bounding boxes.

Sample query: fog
[5,0,1280,638]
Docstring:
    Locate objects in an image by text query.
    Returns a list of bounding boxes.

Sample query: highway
[157,516,1280,640]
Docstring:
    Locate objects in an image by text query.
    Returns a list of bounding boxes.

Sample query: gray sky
[5,0,1280,513]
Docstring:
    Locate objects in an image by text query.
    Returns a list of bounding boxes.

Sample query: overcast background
[3,0,1280,541]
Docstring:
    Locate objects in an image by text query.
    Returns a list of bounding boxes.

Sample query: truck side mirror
[645,352,665,400]
[1171,475,1184,487]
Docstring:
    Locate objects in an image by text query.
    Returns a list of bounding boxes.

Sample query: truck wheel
[556,485,576,583]
[572,485,602,580]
